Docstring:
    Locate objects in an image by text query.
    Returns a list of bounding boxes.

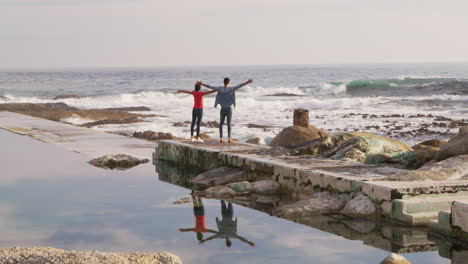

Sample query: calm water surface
[0,130,450,263]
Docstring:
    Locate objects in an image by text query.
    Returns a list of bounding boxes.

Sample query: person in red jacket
[179,195,217,243]
[177,83,216,142]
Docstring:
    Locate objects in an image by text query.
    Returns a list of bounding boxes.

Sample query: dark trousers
[221,200,233,218]
[191,108,203,137]
[219,107,232,138]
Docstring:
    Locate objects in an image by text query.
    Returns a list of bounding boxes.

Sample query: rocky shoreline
[0,247,182,264]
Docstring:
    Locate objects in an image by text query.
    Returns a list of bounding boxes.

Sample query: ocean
[1,63,467,145]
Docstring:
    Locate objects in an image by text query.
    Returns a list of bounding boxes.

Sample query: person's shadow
[199,200,255,248]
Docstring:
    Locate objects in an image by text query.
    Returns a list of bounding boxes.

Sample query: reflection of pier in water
[155,160,465,261]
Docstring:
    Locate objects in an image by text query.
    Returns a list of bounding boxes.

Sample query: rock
[133,130,175,141]
[246,124,277,129]
[435,126,468,161]
[89,154,149,170]
[205,121,219,128]
[293,108,309,127]
[270,125,328,147]
[0,103,154,123]
[340,194,376,216]
[53,94,84,100]
[272,196,346,219]
[380,253,412,264]
[198,186,237,198]
[384,154,468,181]
[81,118,145,127]
[250,180,280,195]
[191,167,247,189]
[295,132,413,166]
[413,145,439,168]
[246,137,265,145]
[266,93,302,97]
[173,121,190,127]
[173,197,191,205]
[199,133,211,139]
[0,247,182,264]
[0,95,8,101]
[413,139,447,149]
[226,181,251,192]
[99,106,152,112]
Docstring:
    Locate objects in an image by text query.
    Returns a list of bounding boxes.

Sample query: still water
[0,130,451,263]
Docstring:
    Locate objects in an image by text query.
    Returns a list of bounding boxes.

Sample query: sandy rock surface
[270,125,328,147]
[0,247,182,264]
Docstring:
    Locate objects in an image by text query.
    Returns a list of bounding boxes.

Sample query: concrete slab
[0,111,156,159]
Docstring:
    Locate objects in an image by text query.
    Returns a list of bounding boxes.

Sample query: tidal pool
[0,129,453,263]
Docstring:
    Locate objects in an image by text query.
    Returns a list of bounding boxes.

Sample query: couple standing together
[177,77,253,143]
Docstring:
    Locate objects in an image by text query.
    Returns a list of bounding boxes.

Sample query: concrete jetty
[0,111,156,159]
[155,139,468,237]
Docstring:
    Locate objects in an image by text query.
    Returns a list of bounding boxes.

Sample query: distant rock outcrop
[53,94,84,100]
[0,247,182,264]
[0,95,8,101]
[89,154,149,170]
[132,130,176,141]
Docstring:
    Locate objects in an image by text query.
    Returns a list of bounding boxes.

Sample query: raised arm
[177,90,192,94]
[232,234,255,247]
[232,78,253,91]
[178,228,195,232]
[197,81,213,89]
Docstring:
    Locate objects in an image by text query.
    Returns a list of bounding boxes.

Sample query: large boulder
[251,180,281,195]
[383,154,468,181]
[246,137,265,145]
[340,194,376,217]
[0,247,182,264]
[270,125,328,147]
[191,167,247,189]
[435,126,468,161]
[89,154,149,170]
[272,196,346,219]
[296,132,413,167]
[380,253,412,264]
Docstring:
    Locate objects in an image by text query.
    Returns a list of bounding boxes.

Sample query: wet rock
[340,194,376,217]
[270,125,328,147]
[0,95,8,101]
[53,94,84,100]
[295,132,413,167]
[82,118,145,127]
[89,154,149,170]
[384,154,468,181]
[0,103,153,123]
[251,180,280,195]
[173,121,190,127]
[272,196,346,218]
[435,126,468,161]
[101,106,152,112]
[133,130,175,141]
[380,253,412,264]
[227,181,251,193]
[198,186,237,198]
[246,137,265,145]
[191,167,247,189]
[413,145,439,168]
[0,247,182,264]
[246,124,277,129]
[205,121,220,128]
[173,197,191,205]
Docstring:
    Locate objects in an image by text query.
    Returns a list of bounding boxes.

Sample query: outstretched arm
[232,78,253,91]
[205,90,217,95]
[197,81,213,89]
[179,228,195,232]
[177,90,192,94]
[199,233,221,244]
[233,234,255,247]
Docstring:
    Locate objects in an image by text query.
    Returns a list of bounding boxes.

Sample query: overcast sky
[1,0,468,69]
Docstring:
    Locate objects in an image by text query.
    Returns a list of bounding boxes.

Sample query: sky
[1,0,468,69]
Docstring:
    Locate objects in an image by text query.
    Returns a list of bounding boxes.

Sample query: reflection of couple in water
[179,195,255,248]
